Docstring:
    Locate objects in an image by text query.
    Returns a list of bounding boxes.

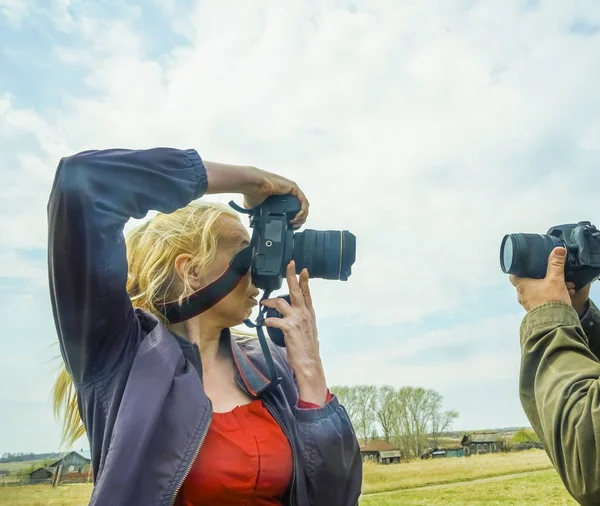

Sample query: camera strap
[243,290,282,388]
[157,246,253,324]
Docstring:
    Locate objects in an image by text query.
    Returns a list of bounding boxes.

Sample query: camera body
[248,195,302,292]
[231,194,356,347]
[235,194,356,292]
[500,221,600,290]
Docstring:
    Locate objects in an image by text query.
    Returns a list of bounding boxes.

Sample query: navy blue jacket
[47,148,362,506]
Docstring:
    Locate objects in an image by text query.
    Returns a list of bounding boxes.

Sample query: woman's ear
[174,253,203,290]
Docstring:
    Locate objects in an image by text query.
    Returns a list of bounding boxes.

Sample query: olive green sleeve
[519,301,600,506]
[579,299,600,359]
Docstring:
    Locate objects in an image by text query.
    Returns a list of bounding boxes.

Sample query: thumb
[546,247,567,280]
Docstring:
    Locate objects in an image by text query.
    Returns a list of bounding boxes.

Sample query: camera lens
[292,229,356,280]
[500,233,563,278]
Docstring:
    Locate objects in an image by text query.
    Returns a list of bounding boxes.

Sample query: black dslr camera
[230,194,356,291]
[230,194,356,347]
[500,221,600,290]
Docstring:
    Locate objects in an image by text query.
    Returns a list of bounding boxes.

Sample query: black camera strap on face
[243,290,282,388]
[157,246,253,324]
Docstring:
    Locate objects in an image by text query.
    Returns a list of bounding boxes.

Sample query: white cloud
[328,312,525,386]
[2,0,600,329]
[0,0,28,25]
[323,311,529,428]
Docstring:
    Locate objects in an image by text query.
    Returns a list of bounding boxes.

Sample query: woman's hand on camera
[204,161,309,228]
[261,261,328,406]
[243,170,309,228]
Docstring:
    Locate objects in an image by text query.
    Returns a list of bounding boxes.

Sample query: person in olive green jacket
[510,246,600,506]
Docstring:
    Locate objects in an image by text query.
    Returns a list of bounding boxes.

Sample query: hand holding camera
[508,247,572,312]
[241,169,309,229]
[204,161,309,228]
[501,221,600,313]
[261,261,328,406]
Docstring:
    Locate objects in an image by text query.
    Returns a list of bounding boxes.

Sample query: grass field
[360,469,578,505]
[0,460,45,474]
[361,448,554,494]
[0,450,577,506]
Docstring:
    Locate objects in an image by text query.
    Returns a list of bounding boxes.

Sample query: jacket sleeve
[579,299,600,359]
[47,148,208,384]
[519,301,600,506]
[269,343,362,505]
[291,393,362,505]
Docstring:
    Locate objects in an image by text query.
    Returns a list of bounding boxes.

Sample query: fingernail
[556,248,566,257]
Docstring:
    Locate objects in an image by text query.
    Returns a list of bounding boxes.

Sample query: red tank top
[176,399,293,505]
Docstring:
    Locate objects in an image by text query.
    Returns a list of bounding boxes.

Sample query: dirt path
[362,468,551,497]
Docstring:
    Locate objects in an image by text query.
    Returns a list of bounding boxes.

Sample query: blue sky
[2,0,600,453]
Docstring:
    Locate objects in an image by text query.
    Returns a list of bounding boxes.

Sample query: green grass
[360,469,578,505]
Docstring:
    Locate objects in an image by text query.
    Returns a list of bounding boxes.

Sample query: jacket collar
[226,329,273,397]
[171,328,273,397]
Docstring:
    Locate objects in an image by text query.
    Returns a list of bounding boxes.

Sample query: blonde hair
[52,200,251,448]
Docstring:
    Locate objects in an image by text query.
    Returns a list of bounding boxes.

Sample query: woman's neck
[167,316,224,364]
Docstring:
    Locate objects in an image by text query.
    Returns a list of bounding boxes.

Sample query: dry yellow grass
[0,483,92,506]
[361,449,553,494]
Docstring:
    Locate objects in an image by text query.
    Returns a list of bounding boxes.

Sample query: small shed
[29,467,54,484]
[378,450,402,465]
[360,440,401,463]
[461,433,505,455]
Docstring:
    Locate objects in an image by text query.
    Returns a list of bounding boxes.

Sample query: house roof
[29,467,54,476]
[50,450,91,467]
[379,450,402,458]
[360,440,397,452]
[466,433,503,443]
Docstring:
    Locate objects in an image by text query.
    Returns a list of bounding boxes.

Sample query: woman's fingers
[286,261,305,308]
[261,296,294,317]
[263,317,286,329]
[298,269,314,311]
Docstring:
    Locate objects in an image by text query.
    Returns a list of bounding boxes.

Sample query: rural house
[28,467,54,484]
[421,446,465,459]
[431,447,465,458]
[50,450,91,474]
[461,433,505,455]
[359,440,402,464]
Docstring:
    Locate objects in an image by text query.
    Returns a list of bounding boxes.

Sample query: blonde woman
[48,148,362,506]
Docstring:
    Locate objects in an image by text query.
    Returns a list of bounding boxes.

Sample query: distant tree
[374,385,399,443]
[512,428,540,444]
[17,464,37,477]
[332,384,460,457]
[330,385,360,427]
[431,409,460,447]
[331,384,378,443]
